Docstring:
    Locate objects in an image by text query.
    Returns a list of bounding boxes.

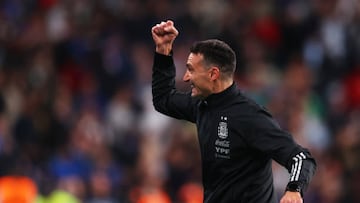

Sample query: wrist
[285,181,303,197]
[156,44,172,55]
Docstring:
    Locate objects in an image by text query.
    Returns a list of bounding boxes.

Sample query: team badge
[218,121,228,139]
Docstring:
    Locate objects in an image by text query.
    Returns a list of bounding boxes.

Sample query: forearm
[152,52,176,113]
[285,151,317,196]
[279,150,316,203]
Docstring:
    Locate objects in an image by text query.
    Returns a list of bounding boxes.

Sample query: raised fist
[151,20,178,55]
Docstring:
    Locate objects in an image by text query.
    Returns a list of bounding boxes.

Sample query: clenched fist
[151,20,178,55]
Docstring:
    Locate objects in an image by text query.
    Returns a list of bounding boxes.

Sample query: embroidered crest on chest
[215,116,231,159]
[217,116,228,139]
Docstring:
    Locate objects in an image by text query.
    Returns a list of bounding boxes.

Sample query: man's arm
[151,20,197,122]
[242,110,316,203]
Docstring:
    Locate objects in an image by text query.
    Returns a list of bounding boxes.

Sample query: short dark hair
[190,39,236,77]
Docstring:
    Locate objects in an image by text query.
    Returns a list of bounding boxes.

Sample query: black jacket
[152,52,316,203]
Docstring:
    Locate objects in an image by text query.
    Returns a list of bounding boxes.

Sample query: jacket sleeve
[152,52,197,123]
[242,109,316,195]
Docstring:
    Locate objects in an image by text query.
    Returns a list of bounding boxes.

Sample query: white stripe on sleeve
[290,152,307,182]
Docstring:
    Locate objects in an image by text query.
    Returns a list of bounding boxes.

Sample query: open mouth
[190,84,196,92]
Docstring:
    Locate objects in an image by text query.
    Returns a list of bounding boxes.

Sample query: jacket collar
[200,82,238,109]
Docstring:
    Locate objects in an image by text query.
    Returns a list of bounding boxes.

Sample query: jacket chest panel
[197,110,248,161]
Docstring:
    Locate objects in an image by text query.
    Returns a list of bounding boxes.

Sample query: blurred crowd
[0,0,359,202]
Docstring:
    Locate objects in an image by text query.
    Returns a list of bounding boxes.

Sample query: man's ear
[209,67,220,81]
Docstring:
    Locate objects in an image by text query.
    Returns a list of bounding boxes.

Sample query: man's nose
[183,70,190,82]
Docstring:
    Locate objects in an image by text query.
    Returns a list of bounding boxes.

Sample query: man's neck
[212,79,233,94]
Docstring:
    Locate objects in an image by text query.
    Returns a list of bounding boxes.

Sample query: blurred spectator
[343,65,360,110]
[0,176,38,203]
[45,189,81,203]
[177,182,203,203]
[86,169,117,203]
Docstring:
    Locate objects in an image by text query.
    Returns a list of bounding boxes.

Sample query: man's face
[183,53,213,98]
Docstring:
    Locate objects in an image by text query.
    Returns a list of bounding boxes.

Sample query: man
[151,20,316,203]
